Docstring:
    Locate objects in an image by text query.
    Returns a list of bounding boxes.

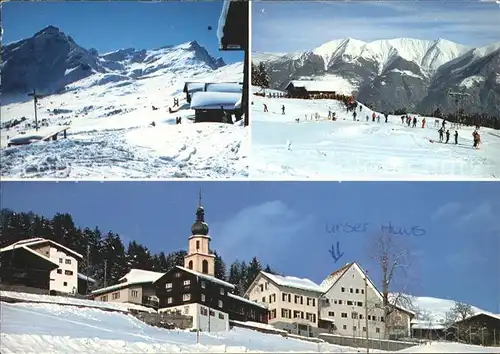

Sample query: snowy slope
[250,88,500,179]
[0,302,384,353]
[0,28,248,178]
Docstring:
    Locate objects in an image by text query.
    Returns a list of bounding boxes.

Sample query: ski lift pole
[28,89,43,131]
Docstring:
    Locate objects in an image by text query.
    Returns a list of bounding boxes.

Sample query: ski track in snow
[251,89,500,179]
[0,63,248,179]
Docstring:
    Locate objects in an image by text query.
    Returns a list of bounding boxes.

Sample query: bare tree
[369,231,413,338]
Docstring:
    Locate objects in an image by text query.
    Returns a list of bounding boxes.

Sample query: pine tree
[213,251,227,281]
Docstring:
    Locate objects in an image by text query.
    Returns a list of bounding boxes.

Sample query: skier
[454,130,458,144]
[282,105,285,115]
[407,117,411,127]
[401,116,405,124]
[359,105,362,112]
[422,118,426,129]
[366,115,369,122]
[377,115,381,123]
[353,111,357,121]
[445,129,450,143]
[438,127,444,142]
[412,117,417,128]
[372,112,376,122]
[286,140,292,151]
[263,104,268,112]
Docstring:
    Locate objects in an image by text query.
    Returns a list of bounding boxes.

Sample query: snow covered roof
[92,268,164,295]
[456,311,500,323]
[174,266,236,289]
[320,263,352,291]
[0,244,60,267]
[228,292,268,310]
[205,82,242,93]
[78,273,96,283]
[411,321,447,330]
[184,82,206,93]
[285,80,341,93]
[190,91,242,110]
[260,271,324,293]
[217,0,231,48]
[0,238,83,260]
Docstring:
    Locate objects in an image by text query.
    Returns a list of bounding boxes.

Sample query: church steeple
[184,190,215,276]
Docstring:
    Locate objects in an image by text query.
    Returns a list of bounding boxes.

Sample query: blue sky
[2,181,499,313]
[2,1,243,64]
[252,0,500,53]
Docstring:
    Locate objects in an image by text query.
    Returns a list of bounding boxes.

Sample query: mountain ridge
[1,26,226,95]
[253,37,500,116]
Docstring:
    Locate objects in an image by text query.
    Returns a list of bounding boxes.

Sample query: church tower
[184,191,215,276]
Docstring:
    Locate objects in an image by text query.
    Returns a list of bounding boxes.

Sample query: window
[368,315,372,320]
[361,289,364,294]
[201,281,206,289]
[131,290,139,297]
[202,260,209,274]
[295,295,300,304]
[334,299,337,304]
[293,310,301,318]
[65,259,71,265]
[59,258,63,263]
[343,325,347,330]
[209,310,215,316]
[282,293,287,301]
[63,282,67,286]
[328,311,335,317]
[167,297,173,304]
[218,300,223,308]
[363,327,367,332]
[287,294,291,302]
[357,302,363,307]
[166,283,172,289]
[220,288,225,295]
[101,295,108,301]
[360,314,364,319]
[353,326,357,331]
[183,280,191,286]
[352,312,358,319]
[341,287,345,292]
[350,288,353,293]
[175,272,181,278]
[219,313,224,320]
[183,293,191,301]
[112,292,120,300]
[201,294,206,302]
[356,289,359,294]
[65,270,73,276]
[260,284,264,291]
[347,301,353,306]
[188,260,193,269]
[196,240,200,250]
[341,313,348,318]
[281,309,291,318]
[376,328,380,333]
[381,316,385,322]
[262,297,266,302]
[270,309,277,319]
[265,282,268,290]
[201,307,208,316]
[338,300,343,305]
[184,306,190,314]
[57,269,62,274]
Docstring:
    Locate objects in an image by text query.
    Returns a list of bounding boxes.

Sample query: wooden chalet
[284,80,339,99]
[190,91,242,123]
[217,0,249,126]
[183,82,206,104]
[453,312,500,346]
[0,244,59,291]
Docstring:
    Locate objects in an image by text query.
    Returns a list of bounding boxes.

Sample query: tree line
[0,209,277,295]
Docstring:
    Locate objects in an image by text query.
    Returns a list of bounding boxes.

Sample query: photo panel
[250,0,500,179]
[0,0,249,179]
[1,180,499,352]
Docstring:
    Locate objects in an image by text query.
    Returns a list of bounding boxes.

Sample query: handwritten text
[326,221,426,237]
[328,241,344,263]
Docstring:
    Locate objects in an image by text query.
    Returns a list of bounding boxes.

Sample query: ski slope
[0,302,382,353]
[251,89,500,179]
[0,63,248,179]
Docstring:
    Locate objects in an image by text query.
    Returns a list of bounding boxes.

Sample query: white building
[318,262,387,339]
[0,238,83,294]
[159,303,229,332]
[245,271,324,337]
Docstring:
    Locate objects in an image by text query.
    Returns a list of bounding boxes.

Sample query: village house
[284,80,343,99]
[0,238,84,295]
[245,262,414,339]
[244,271,324,337]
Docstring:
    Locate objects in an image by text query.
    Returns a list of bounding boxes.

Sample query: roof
[91,268,164,295]
[0,238,83,260]
[228,292,268,310]
[285,80,340,93]
[174,266,236,289]
[190,91,242,110]
[260,271,324,293]
[77,273,96,283]
[205,82,242,93]
[1,244,60,268]
[411,320,447,330]
[455,311,500,323]
[183,82,206,93]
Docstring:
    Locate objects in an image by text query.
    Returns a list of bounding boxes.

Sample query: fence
[318,333,421,351]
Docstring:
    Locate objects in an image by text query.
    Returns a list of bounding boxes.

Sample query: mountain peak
[34,25,62,37]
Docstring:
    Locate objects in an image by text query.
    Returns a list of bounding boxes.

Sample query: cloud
[210,200,315,264]
[432,202,462,221]
[252,1,500,52]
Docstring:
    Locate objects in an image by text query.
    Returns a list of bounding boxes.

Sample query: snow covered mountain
[253,38,500,116]
[1,25,226,95]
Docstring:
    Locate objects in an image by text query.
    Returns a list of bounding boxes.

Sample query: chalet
[453,312,500,346]
[190,91,242,123]
[0,238,83,294]
[154,201,268,331]
[245,271,324,337]
[183,82,207,103]
[217,0,249,126]
[183,82,243,104]
[90,268,163,308]
[284,80,340,99]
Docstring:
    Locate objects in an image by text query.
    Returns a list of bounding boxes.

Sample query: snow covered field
[251,89,500,179]
[0,302,383,353]
[0,59,248,179]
